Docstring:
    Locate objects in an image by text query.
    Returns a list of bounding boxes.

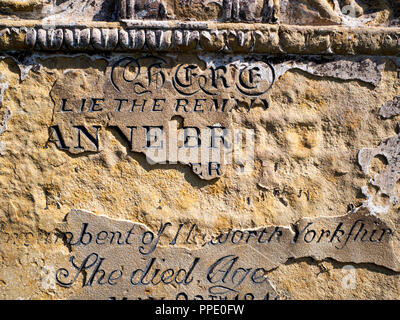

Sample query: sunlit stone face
[1,0,400,301]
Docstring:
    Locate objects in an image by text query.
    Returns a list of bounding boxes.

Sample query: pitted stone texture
[0,0,398,27]
[359,133,400,205]
[379,96,400,119]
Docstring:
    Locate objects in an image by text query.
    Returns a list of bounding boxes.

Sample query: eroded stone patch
[379,95,400,119]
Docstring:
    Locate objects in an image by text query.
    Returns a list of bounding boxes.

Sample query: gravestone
[0,0,400,300]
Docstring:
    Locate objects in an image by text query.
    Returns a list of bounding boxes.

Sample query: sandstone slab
[0,0,400,300]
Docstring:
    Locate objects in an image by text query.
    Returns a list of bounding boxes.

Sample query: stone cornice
[0,19,399,56]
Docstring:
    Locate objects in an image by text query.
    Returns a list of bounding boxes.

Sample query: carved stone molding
[0,20,399,55]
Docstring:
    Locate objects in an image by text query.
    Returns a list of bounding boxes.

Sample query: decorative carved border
[0,20,399,55]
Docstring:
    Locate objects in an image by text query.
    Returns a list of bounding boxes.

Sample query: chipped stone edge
[0,20,399,55]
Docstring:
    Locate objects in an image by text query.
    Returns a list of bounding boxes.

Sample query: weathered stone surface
[379,95,400,119]
[1,0,400,301]
[359,132,400,206]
